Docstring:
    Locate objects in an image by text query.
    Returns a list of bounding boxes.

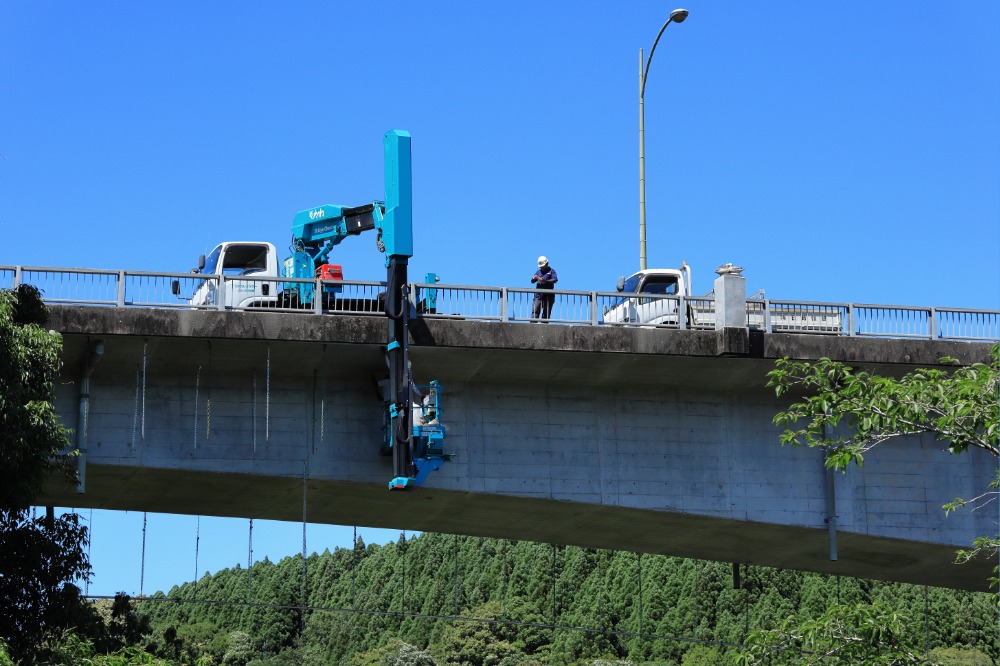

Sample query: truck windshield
[221,244,269,275]
[641,276,678,295]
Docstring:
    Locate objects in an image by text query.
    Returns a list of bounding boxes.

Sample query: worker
[530,255,558,321]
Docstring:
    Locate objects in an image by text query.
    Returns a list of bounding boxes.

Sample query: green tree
[767,347,999,579]
[928,645,994,665]
[681,644,726,665]
[733,602,924,665]
[438,602,521,666]
[0,284,100,662]
[223,630,255,665]
[0,284,75,507]
[387,642,440,666]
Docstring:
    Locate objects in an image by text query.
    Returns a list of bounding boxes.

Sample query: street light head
[669,8,689,23]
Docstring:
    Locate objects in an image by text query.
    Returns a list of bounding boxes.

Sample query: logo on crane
[308,208,326,220]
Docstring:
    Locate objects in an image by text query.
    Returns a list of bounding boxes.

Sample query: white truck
[176,241,283,309]
[172,240,383,313]
[603,263,714,328]
[603,264,843,333]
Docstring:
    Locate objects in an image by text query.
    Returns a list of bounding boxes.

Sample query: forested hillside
[135,532,999,665]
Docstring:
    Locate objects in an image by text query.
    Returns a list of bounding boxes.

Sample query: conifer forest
[125,531,999,665]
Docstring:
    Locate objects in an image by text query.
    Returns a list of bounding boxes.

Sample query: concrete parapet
[714,272,747,330]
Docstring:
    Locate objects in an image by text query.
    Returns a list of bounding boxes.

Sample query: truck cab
[185,241,281,309]
[603,266,694,326]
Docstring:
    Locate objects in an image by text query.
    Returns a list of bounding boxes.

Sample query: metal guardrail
[2,266,997,342]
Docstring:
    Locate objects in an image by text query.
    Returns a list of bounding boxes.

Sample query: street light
[639,8,688,271]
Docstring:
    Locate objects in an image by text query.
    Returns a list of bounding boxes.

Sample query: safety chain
[551,544,557,628]
[311,369,318,454]
[924,585,930,657]
[251,372,257,454]
[598,550,605,632]
[140,512,147,596]
[301,462,308,609]
[131,367,140,449]
[82,360,90,439]
[247,519,254,602]
[193,365,201,450]
[86,509,93,596]
[319,345,326,451]
[351,526,357,610]
[194,516,200,600]
[501,540,509,622]
[140,340,147,440]
[637,552,644,636]
[743,565,751,638]
[265,345,270,441]
[205,341,212,440]
[401,530,407,614]
[694,564,701,639]
[453,534,459,616]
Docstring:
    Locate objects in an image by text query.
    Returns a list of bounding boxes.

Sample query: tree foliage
[764,347,999,662]
[0,510,98,659]
[733,602,924,665]
[134,533,1000,665]
[0,285,105,662]
[767,346,998,471]
[0,284,74,508]
[767,346,1000,579]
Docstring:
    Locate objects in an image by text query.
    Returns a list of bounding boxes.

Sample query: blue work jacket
[533,266,558,289]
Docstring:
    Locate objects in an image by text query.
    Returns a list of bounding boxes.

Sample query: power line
[86,594,746,650]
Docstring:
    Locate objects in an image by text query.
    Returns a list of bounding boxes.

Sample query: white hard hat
[537,255,548,267]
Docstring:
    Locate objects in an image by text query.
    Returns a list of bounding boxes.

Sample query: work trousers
[532,292,554,320]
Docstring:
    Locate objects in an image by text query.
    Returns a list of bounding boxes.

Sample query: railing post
[763,299,772,334]
[678,296,687,330]
[847,304,856,336]
[928,307,937,340]
[314,279,323,315]
[500,288,509,322]
[216,278,226,311]
[116,271,127,307]
[13,266,22,288]
[590,292,599,326]
[408,283,419,317]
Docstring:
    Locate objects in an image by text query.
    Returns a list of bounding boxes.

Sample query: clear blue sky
[2,2,998,597]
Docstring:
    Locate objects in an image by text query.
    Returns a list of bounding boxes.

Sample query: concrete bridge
[40,304,997,592]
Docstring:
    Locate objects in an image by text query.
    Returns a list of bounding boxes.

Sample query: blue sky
[2,1,998,597]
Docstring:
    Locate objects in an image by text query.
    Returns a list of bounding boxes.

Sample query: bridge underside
[43,464,992,592]
[41,306,997,592]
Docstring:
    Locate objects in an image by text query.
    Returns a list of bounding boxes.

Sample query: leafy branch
[767,344,1000,585]
[734,602,925,665]
[767,344,999,471]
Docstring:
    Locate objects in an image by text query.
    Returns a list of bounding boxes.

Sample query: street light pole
[639,8,688,271]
